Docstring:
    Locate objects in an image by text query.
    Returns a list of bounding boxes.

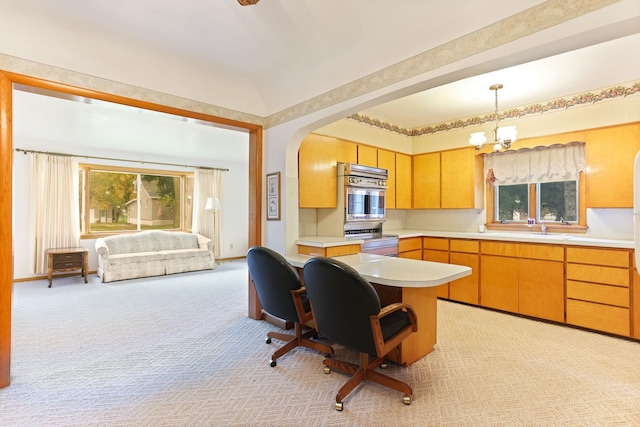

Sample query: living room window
[79,165,194,235]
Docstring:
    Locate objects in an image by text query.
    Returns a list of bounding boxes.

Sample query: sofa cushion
[160,248,209,260]
[108,251,165,266]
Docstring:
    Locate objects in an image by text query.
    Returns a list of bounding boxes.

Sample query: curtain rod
[14,148,229,171]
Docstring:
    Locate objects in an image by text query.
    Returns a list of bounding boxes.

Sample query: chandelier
[469,84,517,152]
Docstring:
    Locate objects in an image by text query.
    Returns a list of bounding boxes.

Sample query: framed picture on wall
[266,172,280,221]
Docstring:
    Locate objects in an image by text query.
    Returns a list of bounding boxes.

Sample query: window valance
[484,141,586,185]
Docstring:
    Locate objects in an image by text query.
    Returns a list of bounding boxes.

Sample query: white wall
[12,137,249,280]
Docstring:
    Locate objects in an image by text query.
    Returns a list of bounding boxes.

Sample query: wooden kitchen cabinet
[448,239,479,305]
[480,241,564,319]
[377,149,396,209]
[440,148,484,209]
[357,144,378,167]
[518,258,564,322]
[395,153,412,209]
[413,148,483,209]
[413,152,440,209]
[566,246,631,336]
[336,139,357,164]
[297,244,360,257]
[480,254,519,312]
[585,123,640,208]
[633,256,640,340]
[398,237,422,259]
[422,237,449,298]
[298,134,337,208]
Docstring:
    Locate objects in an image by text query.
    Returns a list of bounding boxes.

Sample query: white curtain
[30,154,81,274]
[192,169,223,256]
[484,142,586,185]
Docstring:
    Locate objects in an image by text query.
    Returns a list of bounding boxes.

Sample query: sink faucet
[540,221,546,235]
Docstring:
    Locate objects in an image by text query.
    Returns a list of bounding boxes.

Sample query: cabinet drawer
[566,263,629,287]
[481,241,517,257]
[52,260,83,269]
[399,237,422,253]
[422,237,449,251]
[54,253,83,262]
[566,299,629,336]
[566,247,630,268]
[481,241,563,261]
[450,239,478,253]
[399,249,422,260]
[567,280,629,307]
[517,243,564,261]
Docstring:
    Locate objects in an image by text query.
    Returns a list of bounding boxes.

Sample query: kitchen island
[286,253,471,365]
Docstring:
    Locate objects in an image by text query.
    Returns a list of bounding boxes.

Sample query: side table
[46,247,89,288]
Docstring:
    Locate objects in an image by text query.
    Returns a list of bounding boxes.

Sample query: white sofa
[95,230,215,283]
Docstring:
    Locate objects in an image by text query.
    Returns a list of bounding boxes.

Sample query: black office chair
[247,246,333,367]
[303,256,418,411]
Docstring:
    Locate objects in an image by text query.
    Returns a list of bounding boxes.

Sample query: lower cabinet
[422,237,450,298]
[480,255,519,312]
[566,247,631,336]
[448,240,480,305]
[398,237,422,260]
[518,258,564,322]
[480,241,565,322]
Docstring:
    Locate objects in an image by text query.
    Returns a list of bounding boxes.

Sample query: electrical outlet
[229,243,234,249]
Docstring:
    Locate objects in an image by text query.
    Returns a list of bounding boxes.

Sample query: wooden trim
[0,72,12,388]
[247,126,263,319]
[0,70,263,386]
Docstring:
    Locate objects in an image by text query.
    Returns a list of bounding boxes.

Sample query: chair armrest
[378,302,418,332]
[370,302,418,357]
[291,287,313,325]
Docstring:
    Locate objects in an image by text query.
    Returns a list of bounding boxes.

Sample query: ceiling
[5,0,640,158]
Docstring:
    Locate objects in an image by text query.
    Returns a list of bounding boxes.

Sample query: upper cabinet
[413,148,483,209]
[441,148,484,209]
[336,139,357,164]
[396,153,412,209]
[413,152,440,209]
[377,149,396,209]
[585,123,640,208]
[357,144,378,167]
[298,134,337,208]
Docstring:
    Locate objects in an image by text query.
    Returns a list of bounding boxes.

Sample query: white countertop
[297,229,634,249]
[286,253,471,288]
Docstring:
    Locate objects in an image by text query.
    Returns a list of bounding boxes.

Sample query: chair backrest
[303,257,381,355]
[247,246,302,323]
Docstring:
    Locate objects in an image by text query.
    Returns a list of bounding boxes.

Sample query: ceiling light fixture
[469,84,517,152]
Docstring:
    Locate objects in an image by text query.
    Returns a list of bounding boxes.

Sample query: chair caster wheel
[403,395,411,405]
[323,366,331,374]
[266,337,272,344]
[270,360,277,367]
[335,402,343,411]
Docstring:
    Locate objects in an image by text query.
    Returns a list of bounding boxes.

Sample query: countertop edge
[298,229,634,249]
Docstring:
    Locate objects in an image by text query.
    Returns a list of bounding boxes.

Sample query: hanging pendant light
[469,84,517,151]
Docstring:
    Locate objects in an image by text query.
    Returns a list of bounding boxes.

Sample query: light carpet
[1,260,639,426]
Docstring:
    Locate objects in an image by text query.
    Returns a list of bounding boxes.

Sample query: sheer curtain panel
[484,142,586,185]
[192,169,222,256]
[30,154,81,274]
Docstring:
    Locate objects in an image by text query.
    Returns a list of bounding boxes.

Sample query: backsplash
[300,207,633,240]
